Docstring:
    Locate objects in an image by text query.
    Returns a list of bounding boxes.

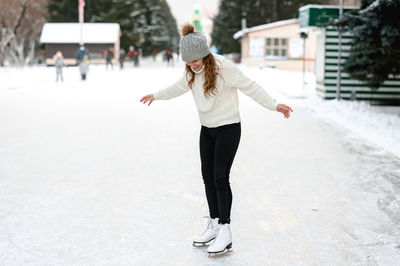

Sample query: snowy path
[1,62,400,265]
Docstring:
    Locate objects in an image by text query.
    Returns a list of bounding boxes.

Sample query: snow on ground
[1,58,400,265]
[239,66,400,159]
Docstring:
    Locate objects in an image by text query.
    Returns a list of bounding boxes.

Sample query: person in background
[128,46,134,65]
[105,47,114,71]
[133,48,139,67]
[79,55,89,81]
[166,47,173,66]
[53,51,64,82]
[75,44,89,65]
[119,49,126,70]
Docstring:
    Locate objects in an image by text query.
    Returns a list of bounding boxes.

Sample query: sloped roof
[233,19,298,39]
[40,23,120,44]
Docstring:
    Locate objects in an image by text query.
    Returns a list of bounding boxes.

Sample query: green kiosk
[299,5,400,103]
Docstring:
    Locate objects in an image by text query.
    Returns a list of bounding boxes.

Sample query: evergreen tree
[211,0,243,53]
[86,0,113,22]
[160,0,180,50]
[47,0,111,22]
[101,0,137,50]
[103,0,179,55]
[337,0,400,90]
[136,0,179,55]
[47,0,77,22]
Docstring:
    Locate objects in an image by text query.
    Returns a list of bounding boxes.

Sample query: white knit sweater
[153,54,278,128]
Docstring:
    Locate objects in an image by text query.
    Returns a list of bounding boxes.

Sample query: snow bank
[305,96,400,158]
[239,65,400,158]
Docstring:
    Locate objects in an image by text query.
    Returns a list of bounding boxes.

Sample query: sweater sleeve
[228,61,278,111]
[153,75,190,100]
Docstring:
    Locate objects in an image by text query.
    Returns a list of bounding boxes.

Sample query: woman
[140,24,293,256]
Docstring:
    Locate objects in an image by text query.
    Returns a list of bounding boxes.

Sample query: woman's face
[187,58,204,72]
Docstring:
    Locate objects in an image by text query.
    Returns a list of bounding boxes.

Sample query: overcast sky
[165,0,220,27]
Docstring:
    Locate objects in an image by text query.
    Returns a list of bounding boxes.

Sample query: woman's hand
[276,104,293,119]
[140,94,155,106]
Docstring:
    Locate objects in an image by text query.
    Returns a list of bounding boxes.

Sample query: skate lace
[201,216,213,235]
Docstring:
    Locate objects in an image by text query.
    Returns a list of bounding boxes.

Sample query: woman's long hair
[185,53,220,98]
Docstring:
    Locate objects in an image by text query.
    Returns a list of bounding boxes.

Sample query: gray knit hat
[180,24,210,62]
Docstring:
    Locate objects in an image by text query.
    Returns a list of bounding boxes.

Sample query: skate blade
[208,243,233,258]
[192,238,215,247]
[208,249,233,258]
[192,242,208,247]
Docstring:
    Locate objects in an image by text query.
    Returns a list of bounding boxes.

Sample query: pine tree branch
[359,0,380,14]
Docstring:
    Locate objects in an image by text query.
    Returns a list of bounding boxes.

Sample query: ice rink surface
[1,60,400,265]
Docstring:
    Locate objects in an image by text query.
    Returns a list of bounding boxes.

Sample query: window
[266,38,272,55]
[265,37,288,58]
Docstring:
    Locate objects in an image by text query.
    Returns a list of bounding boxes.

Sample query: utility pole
[336,0,343,100]
[78,0,85,45]
[300,30,308,90]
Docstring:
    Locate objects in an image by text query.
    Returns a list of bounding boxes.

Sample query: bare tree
[0,0,47,66]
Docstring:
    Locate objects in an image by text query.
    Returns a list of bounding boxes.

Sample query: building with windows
[40,23,121,65]
[233,19,317,72]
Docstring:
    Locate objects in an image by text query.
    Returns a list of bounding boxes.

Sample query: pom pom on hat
[181,24,195,36]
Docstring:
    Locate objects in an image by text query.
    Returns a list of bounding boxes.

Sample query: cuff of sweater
[273,101,278,111]
[153,92,159,100]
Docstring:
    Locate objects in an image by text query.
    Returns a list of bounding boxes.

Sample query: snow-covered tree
[101,0,179,55]
[337,0,400,90]
[139,0,179,55]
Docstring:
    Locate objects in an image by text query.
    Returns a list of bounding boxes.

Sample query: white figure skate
[192,217,219,247]
[207,223,233,257]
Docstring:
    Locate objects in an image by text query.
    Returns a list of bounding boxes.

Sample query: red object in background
[134,51,139,56]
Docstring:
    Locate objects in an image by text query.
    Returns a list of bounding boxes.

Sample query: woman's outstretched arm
[140,75,190,106]
[228,60,293,118]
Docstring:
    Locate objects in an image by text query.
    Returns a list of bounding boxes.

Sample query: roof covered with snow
[233,19,298,39]
[298,4,359,11]
[40,23,120,44]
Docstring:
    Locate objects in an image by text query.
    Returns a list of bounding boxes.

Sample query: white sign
[289,38,304,58]
[249,38,265,57]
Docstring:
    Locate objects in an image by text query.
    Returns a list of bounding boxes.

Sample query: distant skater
[140,24,293,257]
[165,47,173,66]
[54,51,64,82]
[119,49,126,69]
[79,55,89,80]
[75,44,89,64]
[105,47,114,70]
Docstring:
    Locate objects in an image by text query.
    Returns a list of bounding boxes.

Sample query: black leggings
[199,122,241,224]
